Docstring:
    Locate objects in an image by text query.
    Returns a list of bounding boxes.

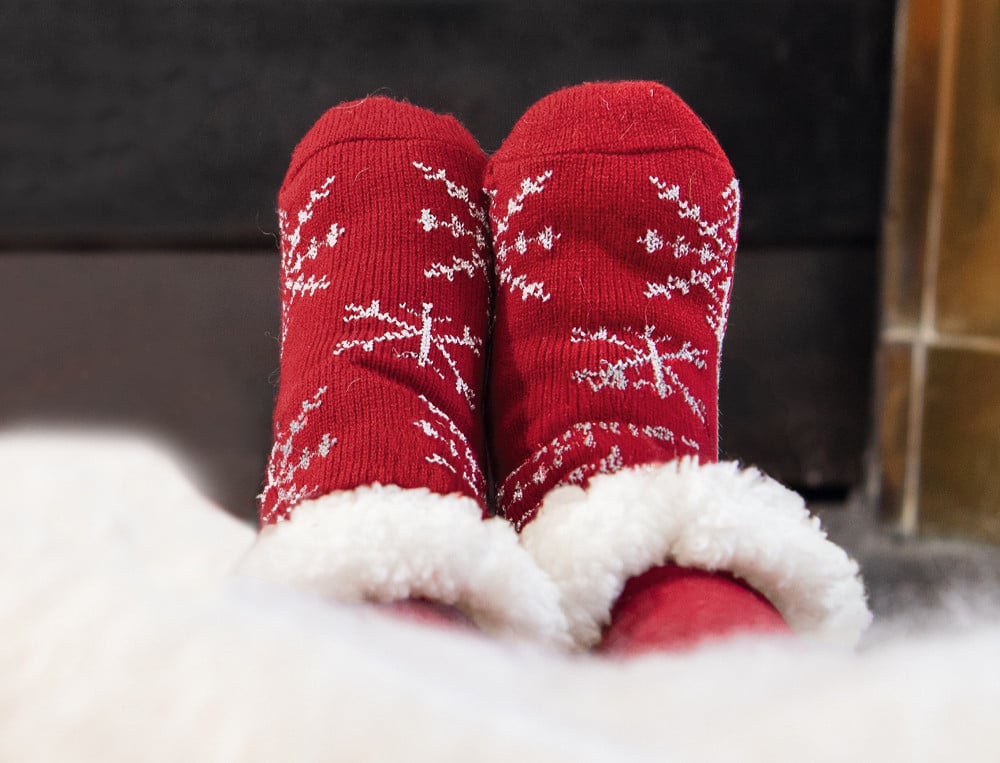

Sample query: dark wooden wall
[1,0,895,519]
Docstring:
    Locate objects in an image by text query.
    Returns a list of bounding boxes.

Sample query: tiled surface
[876,0,1000,542]
[935,0,1000,339]
[875,344,911,526]
[921,349,1000,541]
[880,0,941,330]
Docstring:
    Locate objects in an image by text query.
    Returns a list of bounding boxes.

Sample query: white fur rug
[3,428,999,762]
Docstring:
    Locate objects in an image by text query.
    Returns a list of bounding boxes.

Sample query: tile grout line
[901,0,961,536]
[883,327,1000,355]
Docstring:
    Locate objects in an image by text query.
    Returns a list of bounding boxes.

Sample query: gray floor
[818,496,1000,636]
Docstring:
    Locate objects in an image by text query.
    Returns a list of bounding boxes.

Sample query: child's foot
[485,81,870,653]
[239,96,567,647]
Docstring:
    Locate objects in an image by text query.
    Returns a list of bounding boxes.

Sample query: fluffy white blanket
[3,429,999,762]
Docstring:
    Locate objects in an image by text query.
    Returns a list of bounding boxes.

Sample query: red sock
[240,97,570,646]
[486,81,738,529]
[261,96,491,524]
[485,81,790,651]
[597,564,791,655]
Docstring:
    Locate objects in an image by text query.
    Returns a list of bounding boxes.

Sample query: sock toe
[491,81,730,162]
[285,96,483,188]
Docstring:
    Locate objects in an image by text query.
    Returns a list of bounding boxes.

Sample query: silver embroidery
[277,175,345,345]
[259,386,337,522]
[488,171,560,301]
[333,301,482,409]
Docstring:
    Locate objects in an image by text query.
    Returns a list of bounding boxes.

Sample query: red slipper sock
[262,96,490,520]
[378,598,475,630]
[485,81,808,652]
[597,564,792,655]
[239,97,567,644]
[486,81,740,530]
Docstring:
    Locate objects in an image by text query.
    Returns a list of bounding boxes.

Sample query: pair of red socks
[240,82,871,655]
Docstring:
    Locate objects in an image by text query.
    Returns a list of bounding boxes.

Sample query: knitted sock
[485,81,793,651]
[260,96,490,524]
[597,564,791,655]
[241,97,569,645]
[486,81,739,529]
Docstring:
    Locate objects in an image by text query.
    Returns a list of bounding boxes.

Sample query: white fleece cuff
[237,484,570,648]
[519,458,872,650]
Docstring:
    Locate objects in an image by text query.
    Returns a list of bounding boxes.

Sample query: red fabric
[598,564,793,655]
[260,84,791,650]
[260,97,491,525]
[376,599,475,630]
[485,82,788,649]
[484,82,742,530]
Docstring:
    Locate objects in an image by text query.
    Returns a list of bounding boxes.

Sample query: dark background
[1,0,896,520]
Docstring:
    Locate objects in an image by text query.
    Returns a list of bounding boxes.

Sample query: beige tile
[920,348,1000,542]
[881,0,943,330]
[936,0,1000,338]
[876,344,913,524]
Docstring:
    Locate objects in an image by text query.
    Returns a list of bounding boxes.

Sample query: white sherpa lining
[520,457,872,650]
[237,485,571,648]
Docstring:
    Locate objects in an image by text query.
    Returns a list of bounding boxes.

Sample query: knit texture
[485,81,740,530]
[260,96,492,524]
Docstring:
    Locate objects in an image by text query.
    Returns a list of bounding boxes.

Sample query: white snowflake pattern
[641,177,740,349]
[681,435,701,451]
[570,325,708,421]
[488,170,560,301]
[413,162,490,282]
[259,386,337,523]
[278,175,346,344]
[413,395,485,498]
[560,446,625,492]
[498,421,678,529]
[333,300,482,408]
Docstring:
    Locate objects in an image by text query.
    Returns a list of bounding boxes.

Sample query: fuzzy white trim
[237,485,571,647]
[520,458,872,650]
